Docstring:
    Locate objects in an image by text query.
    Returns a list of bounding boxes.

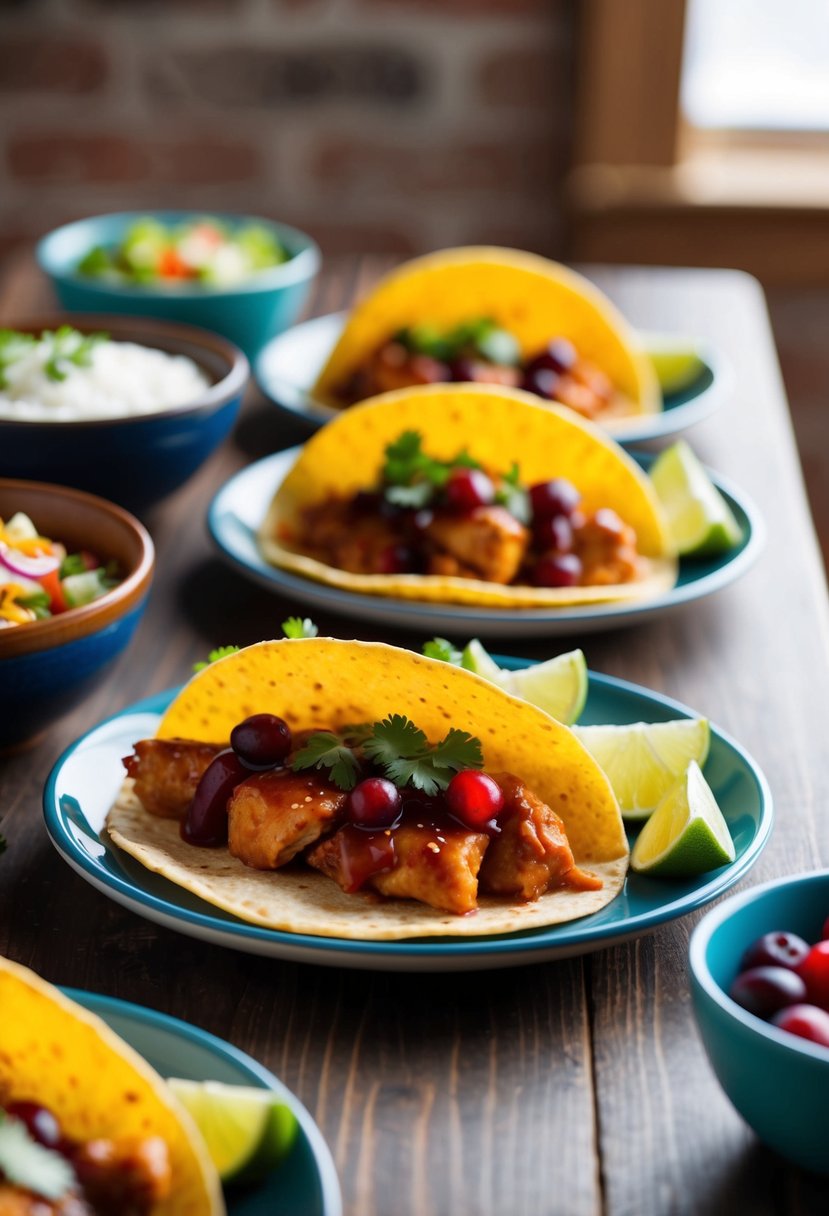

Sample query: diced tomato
[157,247,194,279]
[39,568,67,614]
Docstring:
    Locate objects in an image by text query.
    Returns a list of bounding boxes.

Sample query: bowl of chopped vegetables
[37,212,320,359]
[0,478,154,750]
[0,315,248,510]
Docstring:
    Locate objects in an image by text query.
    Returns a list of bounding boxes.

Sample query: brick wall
[0,0,575,260]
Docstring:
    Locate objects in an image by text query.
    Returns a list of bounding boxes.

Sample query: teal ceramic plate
[207,448,763,638]
[255,312,733,445]
[44,663,772,971]
[68,989,342,1215]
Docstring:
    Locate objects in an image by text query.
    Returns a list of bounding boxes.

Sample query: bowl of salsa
[37,212,320,359]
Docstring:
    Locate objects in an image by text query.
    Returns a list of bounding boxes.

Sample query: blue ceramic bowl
[37,211,320,359]
[689,870,829,1174]
[0,314,248,511]
[0,478,154,751]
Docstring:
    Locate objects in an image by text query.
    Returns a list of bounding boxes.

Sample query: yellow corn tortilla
[0,955,225,1215]
[106,638,629,940]
[259,385,677,609]
[313,246,659,418]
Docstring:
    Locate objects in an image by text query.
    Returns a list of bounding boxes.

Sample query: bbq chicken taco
[258,385,676,609]
[106,639,629,940]
[0,956,224,1214]
[313,246,659,426]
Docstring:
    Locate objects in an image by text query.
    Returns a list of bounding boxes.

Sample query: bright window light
[682,0,829,131]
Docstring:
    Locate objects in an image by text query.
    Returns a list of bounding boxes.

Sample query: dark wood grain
[1,255,828,1216]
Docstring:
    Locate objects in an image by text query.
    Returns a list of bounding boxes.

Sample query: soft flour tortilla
[0,956,225,1215]
[312,246,660,417]
[106,639,629,940]
[259,385,677,609]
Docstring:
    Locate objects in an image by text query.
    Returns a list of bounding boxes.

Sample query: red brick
[0,36,108,94]
[478,46,566,109]
[146,46,425,108]
[7,134,149,183]
[153,138,262,184]
[6,132,262,185]
[310,136,558,195]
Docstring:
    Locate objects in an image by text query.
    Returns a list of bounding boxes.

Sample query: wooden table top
[2,254,828,1216]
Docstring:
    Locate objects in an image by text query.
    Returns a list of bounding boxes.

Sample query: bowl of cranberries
[689,870,829,1174]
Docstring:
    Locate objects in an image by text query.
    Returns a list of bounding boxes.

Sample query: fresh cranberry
[444,468,495,512]
[526,338,577,376]
[231,714,292,769]
[5,1101,61,1149]
[182,749,247,847]
[741,931,810,972]
[535,514,573,553]
[533,553,583,588]
[771,1003,829,1048]
[796,940,829,1010]
[377,544,417,574]
[529,478,581,522]
[522,366,560,400]
[449,357,479,383]
[446,770,504,830]
[729,966,808,1018]
[348,778,402,829]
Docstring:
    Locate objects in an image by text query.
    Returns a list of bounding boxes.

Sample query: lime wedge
[647,345,705,395]
[572,718,710,820]
[650,440,743,556]
[462,639,587,725]
[167,1078,297,1184]
[630,760,735,877]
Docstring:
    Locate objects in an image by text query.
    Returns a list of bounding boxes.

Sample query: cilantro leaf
[282,616,318,639]
[193,645,240,673]
[290,731,361,791]
[0,1112,75,1199]
[364,715,483,795]
[423,637,462,665]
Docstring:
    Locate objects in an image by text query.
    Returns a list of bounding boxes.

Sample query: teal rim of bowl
[689,869,829,1065]
[37,211,321,299]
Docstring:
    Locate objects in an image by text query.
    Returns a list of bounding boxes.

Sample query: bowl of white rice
[0,315,249,511]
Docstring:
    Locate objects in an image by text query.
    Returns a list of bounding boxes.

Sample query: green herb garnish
[282,616,319,639]
[17,589,51,620]
[381,431,482,509]
[422,637,462,665]
[290,731,363,791]
[292,714,484,795]
[59,552,88,579]
[394,317,519,366]
[0,327,107,389]
[0,1112,75,1199]
[193,645,241,673]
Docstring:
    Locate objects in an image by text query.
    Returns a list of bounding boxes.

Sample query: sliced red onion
[0,542,59,579]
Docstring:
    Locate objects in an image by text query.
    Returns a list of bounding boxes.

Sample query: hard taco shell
[258,385,677,609]
[106,639,629,941]
[312,246,659,419]
[0,956,225,1215]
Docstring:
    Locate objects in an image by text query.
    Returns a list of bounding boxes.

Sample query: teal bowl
[37,211,320,360]
[689,870,829,1174]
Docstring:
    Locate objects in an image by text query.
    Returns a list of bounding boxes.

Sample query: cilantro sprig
[291,714,483,795]
[394,317,520,367]
[380,430,527,519]
[282,616,318,639]
[422,637,462,665]
[0,327,107,389]
[193,645,241,673]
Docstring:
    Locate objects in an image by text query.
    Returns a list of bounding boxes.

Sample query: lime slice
[462,639,587,725]
[647,344,705,395]
[650,440,743,556]
[630,760,735,877]
[572,718,710,820]
[167,1078,297,1184]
